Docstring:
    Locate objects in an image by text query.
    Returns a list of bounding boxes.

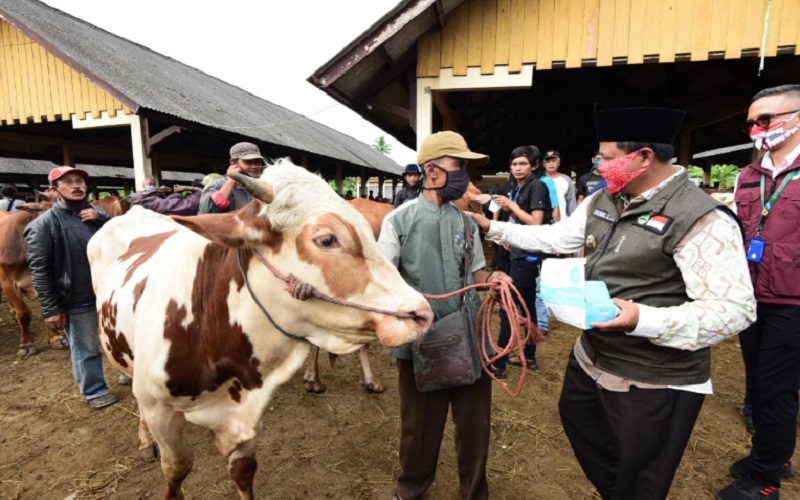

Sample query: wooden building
[310,0,800,176]
[0,0,402,193]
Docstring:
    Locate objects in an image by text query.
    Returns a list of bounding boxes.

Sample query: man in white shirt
[543,150,577,216]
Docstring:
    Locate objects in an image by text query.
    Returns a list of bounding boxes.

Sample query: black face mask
[425,164,470,203]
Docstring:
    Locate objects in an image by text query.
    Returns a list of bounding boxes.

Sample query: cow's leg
[303,345,326,393]
[142,406,193,500]
[15,275,67,350]
[137,402,159,462]
[358,343,384,393]
[45,325,68,350]
[228,438,258,500]
[1,277,35,356]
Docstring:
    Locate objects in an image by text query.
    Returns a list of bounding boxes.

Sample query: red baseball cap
[48,166,89,187]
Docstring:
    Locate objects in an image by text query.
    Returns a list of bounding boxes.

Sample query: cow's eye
[314,235,338,249]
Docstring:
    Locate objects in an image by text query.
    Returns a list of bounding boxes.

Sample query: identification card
[747,238,765,263]
[488,197,500,213]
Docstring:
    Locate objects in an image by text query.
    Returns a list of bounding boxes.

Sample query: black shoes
[729,458,793,480]
[717,474,779,499]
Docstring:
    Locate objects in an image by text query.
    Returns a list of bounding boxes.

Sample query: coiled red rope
[423,280,545,398]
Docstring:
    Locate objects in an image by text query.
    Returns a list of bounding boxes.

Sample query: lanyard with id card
[748,170,800,263]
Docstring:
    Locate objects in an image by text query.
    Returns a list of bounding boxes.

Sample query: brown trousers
[395,358,492,500]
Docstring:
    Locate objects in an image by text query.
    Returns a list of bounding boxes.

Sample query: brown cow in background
[0,191,68,355]
[91,194,130,217]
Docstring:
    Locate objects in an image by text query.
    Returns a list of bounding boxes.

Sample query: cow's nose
[411,307,433,334]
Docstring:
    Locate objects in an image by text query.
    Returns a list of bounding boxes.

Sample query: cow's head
[173,159,432,354]
[17,190,57,213]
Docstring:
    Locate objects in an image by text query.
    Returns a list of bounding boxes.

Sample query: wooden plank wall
[418,0,800,76]
[0,20,131,126]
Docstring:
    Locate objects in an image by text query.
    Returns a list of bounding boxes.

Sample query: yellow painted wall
[0,19,131,126]
[418,0,800,76]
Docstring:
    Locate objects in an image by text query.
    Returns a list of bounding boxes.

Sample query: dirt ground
[0,298,798,499]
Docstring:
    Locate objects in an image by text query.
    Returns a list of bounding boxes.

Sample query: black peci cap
[596,108,686,144]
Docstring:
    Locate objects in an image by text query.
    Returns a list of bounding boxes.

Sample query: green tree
[687,164,740,190]
[372,136,392,155]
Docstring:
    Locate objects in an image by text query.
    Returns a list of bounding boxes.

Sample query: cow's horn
[34,190,48,200]
[229,172,274,203]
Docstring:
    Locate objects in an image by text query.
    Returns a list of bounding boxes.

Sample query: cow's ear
[172,202,275,248]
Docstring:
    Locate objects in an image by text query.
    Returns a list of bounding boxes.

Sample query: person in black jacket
[393,163,422,207]
[24,166,117,409]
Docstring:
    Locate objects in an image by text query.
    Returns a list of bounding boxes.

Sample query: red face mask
[597,150,645,194]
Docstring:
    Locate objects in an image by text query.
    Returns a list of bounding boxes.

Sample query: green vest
[386,197,481,360]
[581,172,721,385]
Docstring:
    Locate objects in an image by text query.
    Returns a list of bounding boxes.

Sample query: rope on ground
[423,280,545,398]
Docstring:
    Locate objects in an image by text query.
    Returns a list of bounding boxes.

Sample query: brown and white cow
[0,191,68,356]
[88,159,432,499]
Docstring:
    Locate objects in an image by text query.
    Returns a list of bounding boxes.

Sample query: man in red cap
[24,166,117,409]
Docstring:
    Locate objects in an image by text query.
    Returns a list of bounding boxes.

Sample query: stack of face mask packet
[540,258,618,329]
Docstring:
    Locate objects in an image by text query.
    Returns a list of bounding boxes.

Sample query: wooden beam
[146,125,183,156]
[435,0,446,29]
[432,91,458,132]
[367,100,411,121]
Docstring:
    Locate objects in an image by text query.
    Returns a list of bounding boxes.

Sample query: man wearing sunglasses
[720,84,800,500]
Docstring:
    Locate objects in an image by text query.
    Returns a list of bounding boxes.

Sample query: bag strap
[459,211,472,305]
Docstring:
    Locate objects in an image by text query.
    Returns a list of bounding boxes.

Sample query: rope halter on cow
[239,248,544,398]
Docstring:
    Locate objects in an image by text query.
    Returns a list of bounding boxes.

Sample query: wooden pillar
[130,115,154,191]
[301,153,309,169]
[123,179,132,196]
[335,162,343,194]
[151,155,162,186]
[62,144,74,167]
[416,82,433,150]
[378,176,385,198]
[360,168,368,198]
[29,175,40,193]
[392,178,398,197]
[678,129,692,166]
[91,184,100,200]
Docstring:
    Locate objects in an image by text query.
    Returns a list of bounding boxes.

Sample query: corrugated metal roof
[0,157,201,182]
[0,0,403,176]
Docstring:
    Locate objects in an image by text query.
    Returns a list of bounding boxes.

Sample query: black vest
[582,172,721,385]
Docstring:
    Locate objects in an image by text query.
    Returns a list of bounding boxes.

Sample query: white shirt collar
[762,141,800,177]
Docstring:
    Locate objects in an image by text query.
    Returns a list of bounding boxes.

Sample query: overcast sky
[41,0,417,166]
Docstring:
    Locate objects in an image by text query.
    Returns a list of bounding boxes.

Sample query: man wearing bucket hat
[199,142,266,214]
[24,166,117,409]
[378,131,511,500]
[468,108,756,499]
[393,163,423,207]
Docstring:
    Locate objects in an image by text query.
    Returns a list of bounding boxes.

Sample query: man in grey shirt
[199,142,266,214]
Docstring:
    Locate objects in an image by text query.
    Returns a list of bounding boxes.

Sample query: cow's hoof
[16,345,36,357]
[118,373,131,385]
[49,337,69,350]
[303,380,327,394]
[363,380,385,394]
[140,444,160,462]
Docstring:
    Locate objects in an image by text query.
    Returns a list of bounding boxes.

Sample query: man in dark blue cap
[393,163,422,207]
[468,108,756,499]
